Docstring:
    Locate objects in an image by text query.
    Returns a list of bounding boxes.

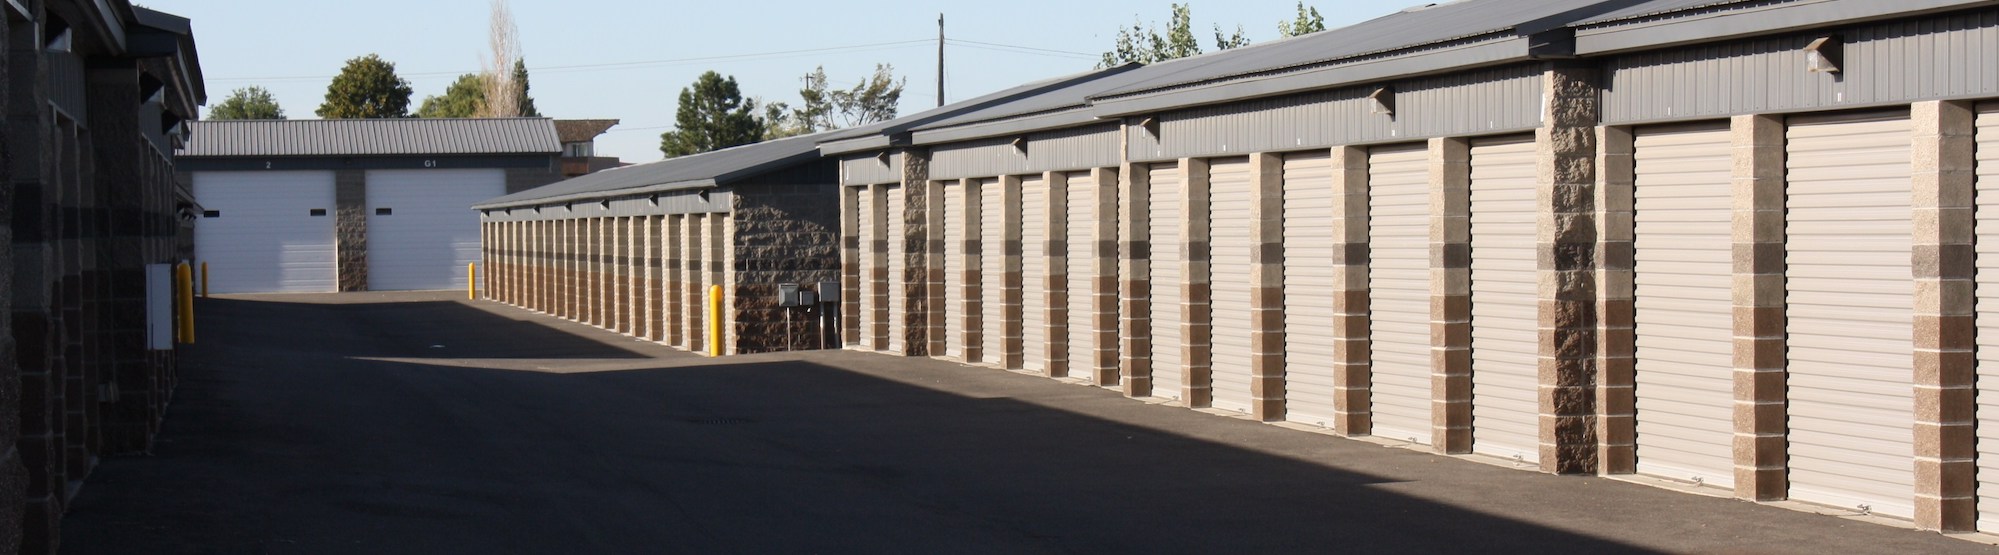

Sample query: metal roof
[473,132,831,210]
[1573,0,1766,25]
[179,118,561,158]
[815,67,1136,155]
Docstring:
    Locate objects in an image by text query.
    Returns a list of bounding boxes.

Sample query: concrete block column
[1249,153,1287,421]
[1119,162,1154,397]
[1045,171,1070,377]
[960,179,985,363]
[900,152,932,356]
[1911,99,1977,532]
[1536,63,1603,475]
[1329,146,1372,436]
[1180,158,1213,408]
[333,170,367,292]
[1428,137,1473,454]
[1087,166,1121,386]
[1000,175,1024,369]
[1730,113,1787,502]
[1595,126,1638,474]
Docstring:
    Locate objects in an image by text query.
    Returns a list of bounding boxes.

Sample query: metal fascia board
[909,109,1098,146]
[817,134,892,156]
[1087,37,1529,119]
[1574,0,1998,55]
[93,0,125,52]
[708,149,822,185]
[472,179,719,210]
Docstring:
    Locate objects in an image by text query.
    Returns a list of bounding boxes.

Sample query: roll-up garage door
[1786,113,1914,518]
[1065,171,1098,379]
[1632,123,1735,488]
[1370,144,1432,444]
[1974,104,1999,534]
[943,183,967,360]
[1150,164,1185,400]
[980,178,1005,365]
[854,189,874,350]
[1469,135,1540,464]
[688,214,708,353]
[887,185,908,354]
[1021,176,1048,372]
[194,170,338,294]
[1209,157,1255,414]
[1282,151,1338,427]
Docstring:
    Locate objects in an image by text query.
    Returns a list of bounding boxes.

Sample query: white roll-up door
[887,185,907,354]
[1021,175,1048,372]
[1209,157,1255,414]
[943,183,967,360]
[1973,104,1999,534]
[1469,135,1540,464]
[1632,123,1735,488]
[1282,151,1338,427]
[854,189,874,349]
[1369,144,1432,444]
[1787,113,1914,518]
[1065,171,1098,379]
[980,178,1005,365]
[1150,164,1185,400]
[193,170,338,294]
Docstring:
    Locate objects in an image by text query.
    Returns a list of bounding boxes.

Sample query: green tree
[1277,2,1326,37]
[207,86,285,120]
[1099,4,1244,68]
[511,59,541,117]
[316,53,413,119]
[416,74,487,119]
[761,65,906,139]
[828,64,904,128]
[659,71,763,157]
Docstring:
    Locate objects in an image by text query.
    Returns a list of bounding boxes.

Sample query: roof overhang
[1573,0,1999,55]
[909,106,1099,146]
[129,7,206,109]
[472,178,718,211]
[818,133,896,156]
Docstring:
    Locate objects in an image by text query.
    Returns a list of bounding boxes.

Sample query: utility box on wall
[778,283,801,307]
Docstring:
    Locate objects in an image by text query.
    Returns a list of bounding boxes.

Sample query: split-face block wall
[842,8,1999,533]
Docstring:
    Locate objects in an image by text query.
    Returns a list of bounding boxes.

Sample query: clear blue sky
[141,1,1410,163]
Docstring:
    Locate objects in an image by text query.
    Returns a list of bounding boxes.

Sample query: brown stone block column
[1429,137,1473,454]
[1330,146,1371,436]
[1536,63,1602,475]
[1181,158,1213,408]
[901,152,933,357]
[1001,175,1024,369]
[334,170,367,291]
[1730,113,1787,502]
[1045,171,1070,377]
[1596,126,1637,474]
[1249,153,1287,421]
[1087,166,1121,386]
[1119,162,1153,397]
[1911,99,1976,532]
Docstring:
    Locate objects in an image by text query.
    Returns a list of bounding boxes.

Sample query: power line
[946,38,1096,57]
[947,41,1098,61]
[208,39,934,83]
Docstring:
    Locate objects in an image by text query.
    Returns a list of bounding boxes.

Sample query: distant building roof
[178,118,561,158]
[555,119,620,143]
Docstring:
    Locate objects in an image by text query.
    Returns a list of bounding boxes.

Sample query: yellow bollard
[468,263,478,300]
[708,284,723,357]
[175,262,195,344]
[200,262,209,298]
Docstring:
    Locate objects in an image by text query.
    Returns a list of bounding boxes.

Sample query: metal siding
[1469,136,1541,464]
[1976,104,1999,533]
[1128,64,1544,163]
[182,118,561,157]
[980,179,1006,364]
[1021,176,1049,372]
[1631,123,1736,488]
[1209,158,1256,414]
[887,185,908,354]
[1785,114,1915,518]
[930,124,1122,181]
[1602,10,1999,124]
[1281,151,1339,427]
[841,153,902,186]
[1065,171,1098,377]
[1149,164,1186,399]
[856,189,875,350]
[1368,145,1433,444]
[944,182,967,360]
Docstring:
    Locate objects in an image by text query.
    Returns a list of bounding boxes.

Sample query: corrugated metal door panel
[1283,151,1339,427]
[1150,164,1185,399]
[1065,172,1097,376]
[1975,105,1999,534]
[192,171,338,293]
[944,183,967,360]
[887,185,908,354]
[1209,157,1256,413]
[1021,176,1048,371]
[1469,135,1540,464]
[1632,123,1735,488]
[1785,115,1915,518]
[856,190,875,349]
[980,179,1005,365]
[1367,144,1432,444]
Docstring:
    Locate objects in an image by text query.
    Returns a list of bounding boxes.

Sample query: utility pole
[937,13,945,107]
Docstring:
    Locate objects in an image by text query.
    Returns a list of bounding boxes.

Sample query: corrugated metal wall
[1127,63,1543,163]
[841,152,904,186]
[929,124,1122,180]
[1603,9,1999,124]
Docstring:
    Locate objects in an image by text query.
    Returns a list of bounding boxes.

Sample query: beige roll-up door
[980,178,1005,365]
[1973,104,1999,534]
[688,214,707,353]
[1209,157,1256,414]
[1469,135,1540,464]
[1282,151,1338,427]
[1150,163,1186,400]
[1021,176,1049,372]
[1065,171,1099,379]
[854,188,875,350]
[1368,144,1431,444]
[943,183,967,360]
[887,184,908,354]
[1632,122,1735,489]
[1786,113,1914,519]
